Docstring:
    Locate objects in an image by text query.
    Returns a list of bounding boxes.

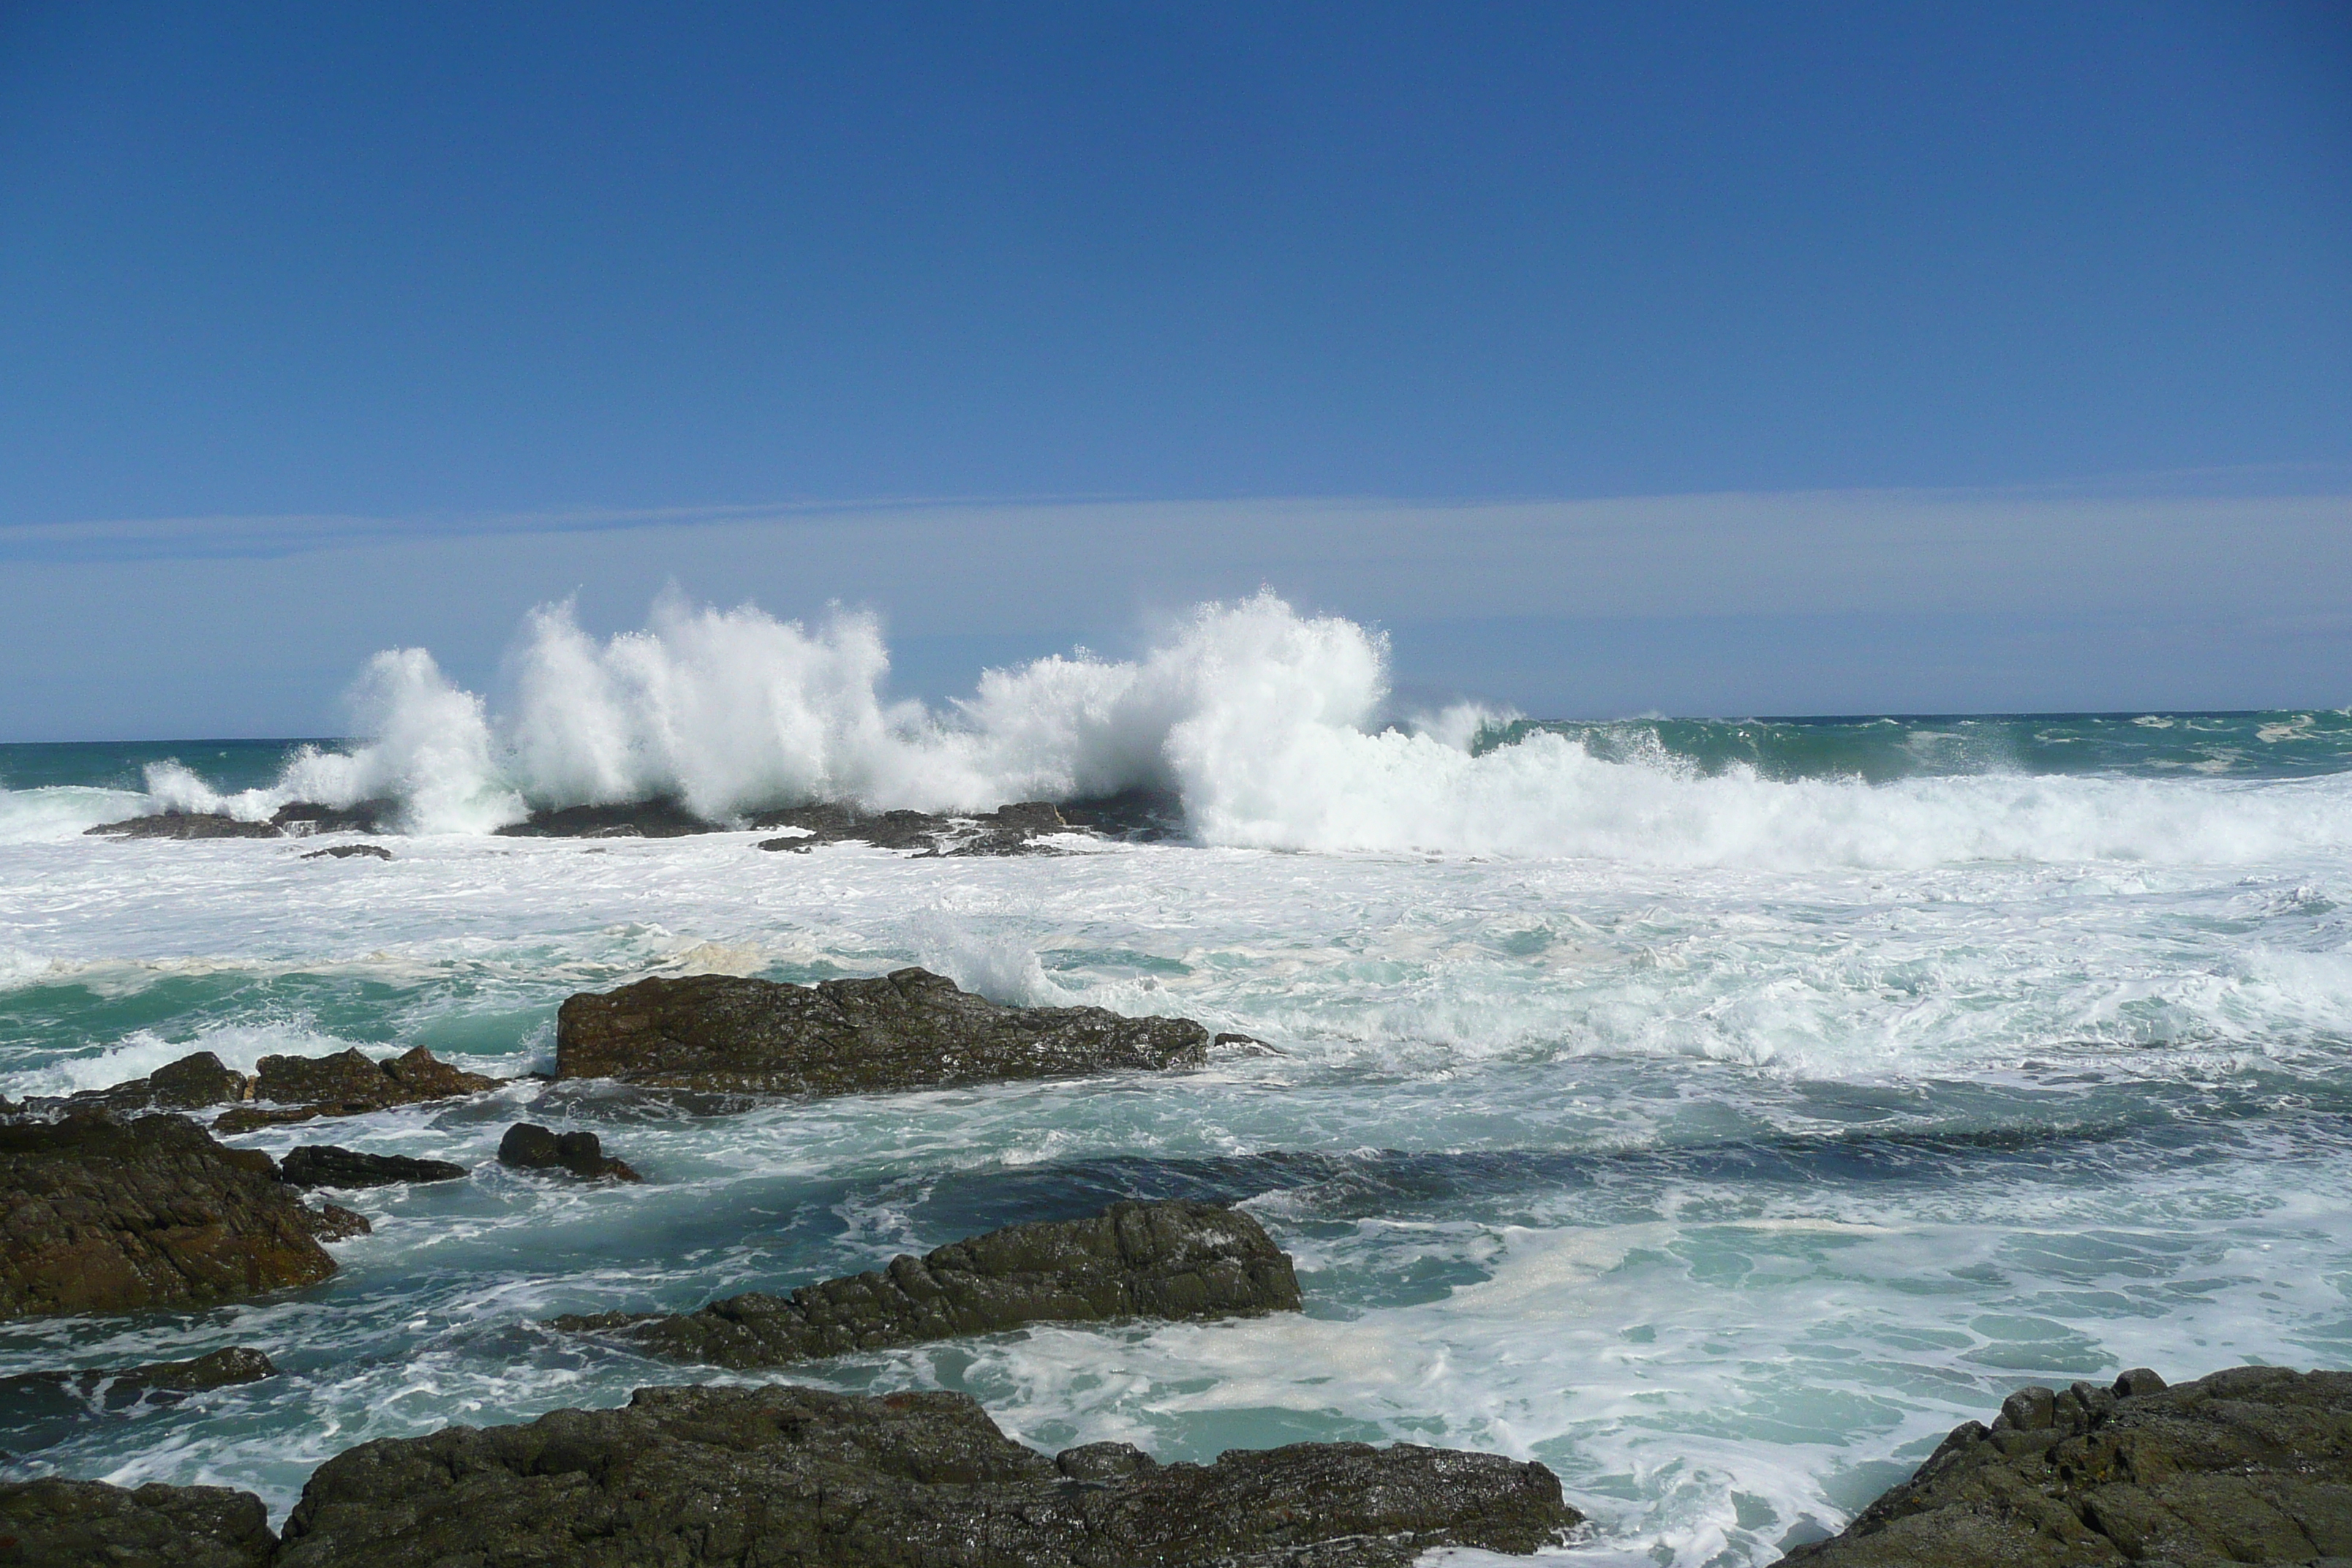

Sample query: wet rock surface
[85,801,396,841]
[1781,1364,2352,1566]
[213,1046,504,1134]
[300,843,391,861]
[59,1049,248,1115]
[0,1349,279,1458]
[0,1477,276,1567]
[0,1114,337,1322]
[492,798,720,838]
[556,965,1209,1096]
[753,799,1084,856]
[551,1199,1299,1369]
[496,1123,641,1181]
[267,1381,1577,1567]
[279,1144,467,1188]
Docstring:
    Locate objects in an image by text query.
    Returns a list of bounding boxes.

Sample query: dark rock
[213,1046,503,1134]
[551,1198,1298,1368]
[0,1346,277,1406]
[0,1477,275,1567]
[270,799,396,836]
[1058,786,1187,842]
[279,1145,467,1188]
[270,1382,1578,1567]
[1213,1031,1282,1054]
[61,1050,249,1115]
[302,1202,372,1241]
[555,965,1209,1096]
[497,1123,641,1181]
[301,843,392,861]
[83,811,282,840]
[753,799,1082,856]
[0,1112,336,1322]
[1780,1364,2352,1565]
[494,799,720,838]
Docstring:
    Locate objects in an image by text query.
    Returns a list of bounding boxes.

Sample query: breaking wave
[26,591,2352,867]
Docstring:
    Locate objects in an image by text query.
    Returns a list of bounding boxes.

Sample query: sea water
[1,595,2348,1567]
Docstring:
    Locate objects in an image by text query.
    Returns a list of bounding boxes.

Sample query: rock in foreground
[552,1198,1298,1368]
[556,966,1208,1096]
[1782,1364,2352,1566]
[214,1046,503,1134]
[279,1145,468,1188]
[269,1382,1577,1567]
[496,1123,641,1181]
[0,1115,337,1322]
[0,1477,275,1568]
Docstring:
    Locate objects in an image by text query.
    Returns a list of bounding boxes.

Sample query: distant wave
[11,591,2352,867]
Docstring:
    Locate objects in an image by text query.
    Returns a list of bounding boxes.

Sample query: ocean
[3,595,2349,1567]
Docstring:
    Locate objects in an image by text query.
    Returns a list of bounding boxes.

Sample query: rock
[269,800,396,836]
[1780,1364,2352,1566]
[752,799,1082,856]
[269,1382,1578,1567]
[279,1145,467,1188]
[0,1346,277,1406]
[551,1198,1298,1368]
[494,799,720,838]
[0,1477,275,1568]
[496,1123,641,1181]
[303,1202,372,1241]
[555,966,1209,1096]
[1056,786,1187,842]
[0,1112,336,1322]
[212,1046,503,1134]
[83,811,282,840]
[62,1049,249,1115]
[301,843,391,861]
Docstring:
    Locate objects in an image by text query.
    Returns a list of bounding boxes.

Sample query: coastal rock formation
[62,1049,247,1115]
[555,966,1209,1096]
[84,800,396,841]
[279,1145,467,1188]
[268,1382,1577,1566]
[213,1046,503,1134]
[301,843,391,862]
[551,1199,1298,1368]
[493,799,718,838]
[495,1123,641,1182]
[1782,1364,2352,1565]
[753,799,1079,856]
[0,1346,276,1404]
[0,1477,276,1568]
[0,1114,337,1322]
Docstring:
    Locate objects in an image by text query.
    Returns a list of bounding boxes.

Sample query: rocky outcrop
[0,1477,276,1567]
[753,799,1081,856]
[551,1199,1298,1369]
[0,1346,276,1408]
[278,1145,467,1188]
[301,843,391,862]
[61,1049,247,1115]
[496,1123,640,1182]
[213,1046,504,1134]
[493,799,719,839]
[0,1113,338,1322]
[266,1382,1576,1566]
[555,967,1208,1096]
[1782,1364,2352,1565]
[84,800,396,841]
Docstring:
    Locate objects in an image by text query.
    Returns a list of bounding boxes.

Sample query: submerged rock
[268,1382,1576,1566]
[1781,1364,2352,1565]
[555,965,1208,1096]
[279,1145,467,1188]
[0,1113,336,1322]
[496,1123,641,1182]
[0,1477,275,1568]
[212,1046,504,1134]
[493,798,720,838]
[753,799,1082,856]
[0,1346,277,1406]
[301,843,391,861]
[551,1199,1297,1368]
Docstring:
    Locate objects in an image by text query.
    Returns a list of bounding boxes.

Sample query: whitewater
[4,592,2351,1566]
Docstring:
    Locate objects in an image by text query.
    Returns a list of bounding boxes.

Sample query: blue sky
[1,2,2347,736]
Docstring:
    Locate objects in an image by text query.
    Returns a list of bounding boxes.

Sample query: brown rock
[0,1113,336,1322]
[0,1477,274,1567]
[555,966,1207,1096]
[213,1046,502,1134]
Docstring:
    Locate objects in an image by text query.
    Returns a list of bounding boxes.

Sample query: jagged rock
[62,1049,248,1115]
[213,1046,503,1134]
[753,799,1081,856]
[556,966,1208,1096]
[302,1202,372,1241]
[279,1145,467,1188]
[551,1199,1297,1368]
[83,811,282,840]
[1782,1364,2352,1565]
[268,1382,1578,1567]
[496,1123,641,1182]
[301,843,392,861]
[0,1113,336,1322]
[269,800,396,835]
[494,799,720,838]
[0,1477,275,1567]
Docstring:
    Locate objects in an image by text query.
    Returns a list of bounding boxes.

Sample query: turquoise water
[4,704,2351,1566]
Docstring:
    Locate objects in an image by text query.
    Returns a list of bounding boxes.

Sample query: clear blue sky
[1,3,2348,736]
